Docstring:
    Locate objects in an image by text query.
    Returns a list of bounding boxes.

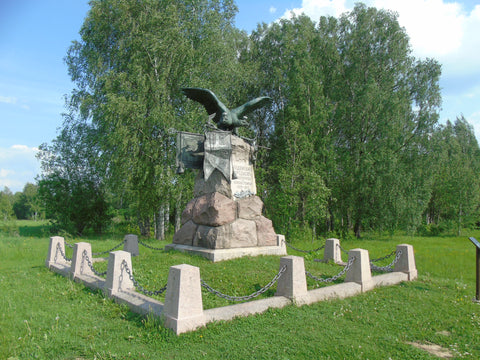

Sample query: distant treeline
[0,184,43,222]
[31,0,479,238]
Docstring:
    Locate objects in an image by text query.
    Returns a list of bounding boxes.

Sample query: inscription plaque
[176,132,205,173]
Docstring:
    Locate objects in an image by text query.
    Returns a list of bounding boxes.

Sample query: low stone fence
[46,236,417,335]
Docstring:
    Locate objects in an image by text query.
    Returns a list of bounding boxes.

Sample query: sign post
[469,237,480,302]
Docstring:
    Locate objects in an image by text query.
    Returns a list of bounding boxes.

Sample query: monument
[165,88,287,261]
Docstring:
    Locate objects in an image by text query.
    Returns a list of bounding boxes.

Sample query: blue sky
[1,0,480,193]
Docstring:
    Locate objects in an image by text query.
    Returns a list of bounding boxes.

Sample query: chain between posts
[337,243,350,255]
[370,250,402,272]
[286,242,325,254]
[306,256,356,283]
[201,265,287,302]
[82,250,108,277]
[92,240,125,256]
[138,240,164,251]
[370,250,396,263]
[120,260,167,296]
[55,243,72,262]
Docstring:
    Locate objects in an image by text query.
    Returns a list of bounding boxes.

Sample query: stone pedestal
[163,264,205,334]
[345,249,374,292]
[394,244,418,280]
[275,256,308,300]
[170,133,285,260]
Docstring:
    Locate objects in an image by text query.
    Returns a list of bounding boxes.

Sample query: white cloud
[372,0,465,58]
[0,145,40,192]
[283,0,348,20]
[0,95,17,104]
[270,6,277,14]
[0,169,15,177]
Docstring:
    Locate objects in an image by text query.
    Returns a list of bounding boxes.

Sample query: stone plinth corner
[123,234,139,256]
[104,250,135,297]
[70,242,94,280]
[275,256,308,301]
[163,264,205,334]
[394,244,418,280]
[46,236,66,268]
[345,248,373,292]
[324,238,343,264]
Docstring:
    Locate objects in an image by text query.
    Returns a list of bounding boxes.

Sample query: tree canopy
[34,0,480,238]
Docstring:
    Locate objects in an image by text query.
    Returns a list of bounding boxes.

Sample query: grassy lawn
[1,221,479,359]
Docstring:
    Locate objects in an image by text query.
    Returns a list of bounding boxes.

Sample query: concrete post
[45,236,67,268]
[323,238,343,264]
[104,250,135,297]
[277,234,287,251]
[123,234,139,256]
[345,248,373,292]
[70,242,94,280]
[163,264,205,335]
[393,244,418,280]
[275,256,308,300]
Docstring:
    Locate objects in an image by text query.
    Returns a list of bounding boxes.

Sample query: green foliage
[0,187,15,221]
[243,5,444,238]
[427,116,480,235]
[12,183,44,220]
[37,124,111,236]
[38,0,480,239]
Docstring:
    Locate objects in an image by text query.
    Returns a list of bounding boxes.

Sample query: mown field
[1,221,479,359]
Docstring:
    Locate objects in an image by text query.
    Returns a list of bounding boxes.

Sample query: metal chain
[65,242,74,249]
[285,242,325,253]
[120,260,167,296]
[337,243,349,255]
[370,250,403,272]
[55,243,72,262]
[201,265,287,302]
[92,240,125,256]
[306,256,356,283]
[370,250,396,263]
[82,250,108,277]
[138,240,164,251]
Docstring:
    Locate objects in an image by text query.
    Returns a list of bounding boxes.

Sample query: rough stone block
[275,256,308,300]
[230,219,258,248]
[394,244,418,280]
[163,264,205,334]
[237,196,264,220]
[194,169,232,199]
[323,238,343,264]
[45,236,67,268]
[181,198,196,225]
[194,224,231,249]
[256,216,277,246]
[193,192,237,227]
[345,248,373,292]
[104,250,135,297]
[70,242,94,280]
[123,234,139,256]
[173,220,198,246]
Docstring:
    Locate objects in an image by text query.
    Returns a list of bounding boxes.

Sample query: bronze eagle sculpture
[181,87,271,135]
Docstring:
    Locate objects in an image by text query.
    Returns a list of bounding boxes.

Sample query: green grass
[1,221,480,359]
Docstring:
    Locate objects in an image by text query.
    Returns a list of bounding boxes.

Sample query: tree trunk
[156,206,165,240]
[175,197,182,232]
[138,216,150,237]
[354,219,362,238]
[164,202,170,234]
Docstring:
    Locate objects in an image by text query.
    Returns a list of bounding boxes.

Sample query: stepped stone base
[165,236,287,262]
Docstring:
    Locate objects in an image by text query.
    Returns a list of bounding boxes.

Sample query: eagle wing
[181,87,228,124]
[232,96,271,118]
